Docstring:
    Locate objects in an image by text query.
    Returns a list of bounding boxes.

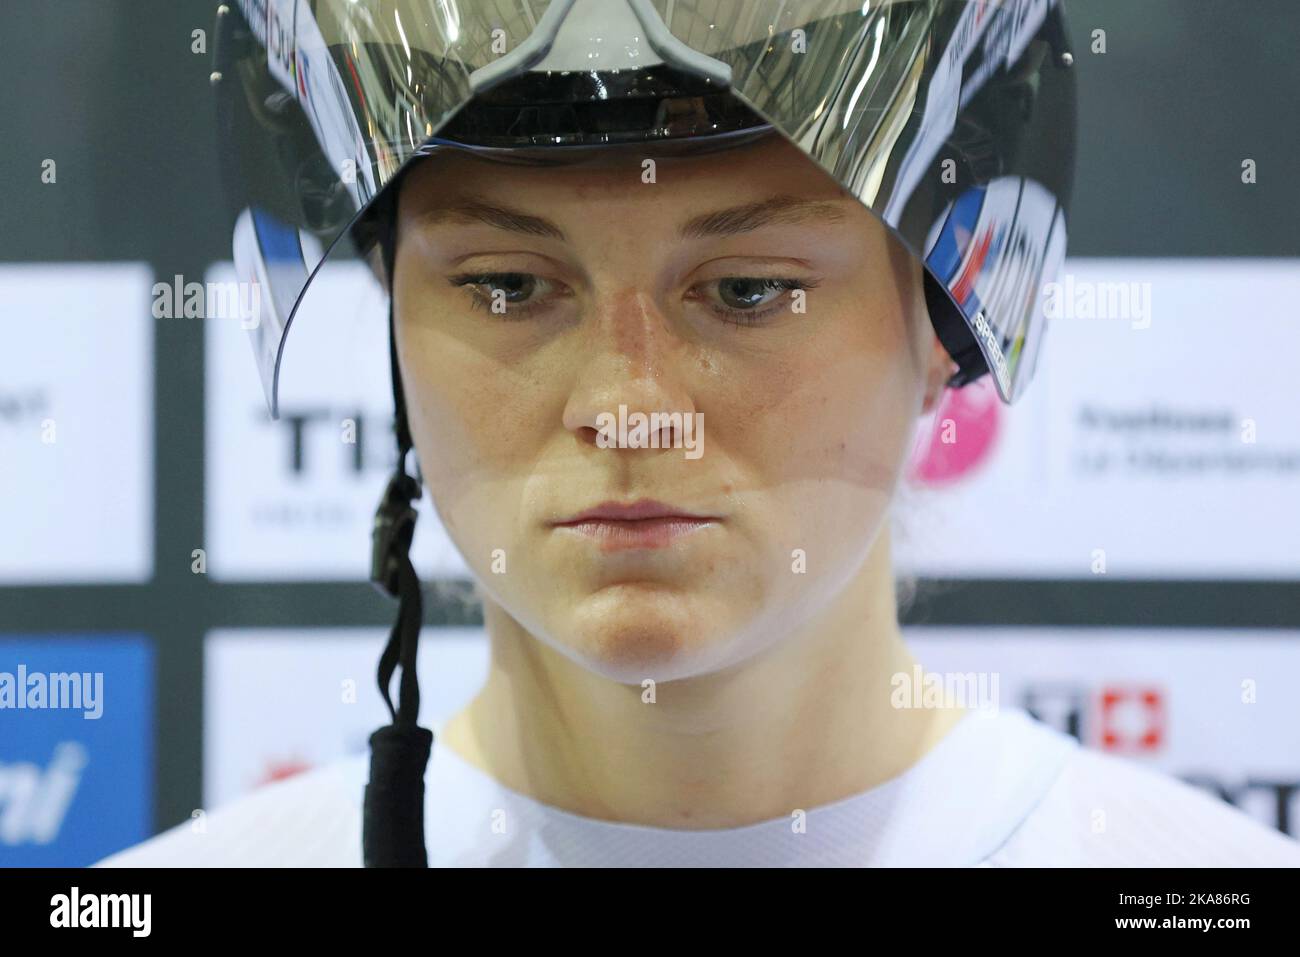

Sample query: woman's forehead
[399,134,853,215]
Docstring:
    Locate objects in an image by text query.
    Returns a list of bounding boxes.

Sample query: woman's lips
[555,516,718,552]
[551,500,720,552]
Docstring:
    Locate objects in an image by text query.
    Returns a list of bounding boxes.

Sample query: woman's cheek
[402,368,490,541]
[738,339,916,575]
[415,407,544,582]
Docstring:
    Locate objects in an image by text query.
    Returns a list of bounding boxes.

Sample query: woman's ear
[903,250,957,417]
[920,332,957,416]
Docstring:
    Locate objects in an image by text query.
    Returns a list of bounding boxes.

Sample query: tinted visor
[213,0,1074,414]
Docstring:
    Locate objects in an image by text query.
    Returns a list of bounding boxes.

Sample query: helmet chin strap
[362,202,434,868]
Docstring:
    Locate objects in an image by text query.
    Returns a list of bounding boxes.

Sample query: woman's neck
[441,527,969,828]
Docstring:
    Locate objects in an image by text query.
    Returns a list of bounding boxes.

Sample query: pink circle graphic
[907,377,1002,486]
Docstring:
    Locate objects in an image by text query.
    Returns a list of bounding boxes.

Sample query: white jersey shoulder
[985,745,1300,867]
[94,755,367,868]
[93,714,1300,868]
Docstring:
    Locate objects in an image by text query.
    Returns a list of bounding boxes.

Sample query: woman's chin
[556,591,739,684]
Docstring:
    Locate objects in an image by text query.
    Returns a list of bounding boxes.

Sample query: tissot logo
[1020,683,1087,740]
[1020,683,1169,752]
[273,408,398,475]
[1020,681,1295,835]
[1098,686,1165,752]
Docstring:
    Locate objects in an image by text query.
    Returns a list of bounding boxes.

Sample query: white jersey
[95,707,1300,867]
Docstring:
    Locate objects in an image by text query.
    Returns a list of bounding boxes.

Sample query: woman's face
[394,133,949,684]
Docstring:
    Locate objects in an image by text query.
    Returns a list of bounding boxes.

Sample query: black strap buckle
[370,469,421,598]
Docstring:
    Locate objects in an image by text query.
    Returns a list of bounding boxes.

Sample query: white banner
[898,258,1300,578]
[0,263,153,583]
[204,261,468,580]
[203,626,489,809]
[906,625,1300,837]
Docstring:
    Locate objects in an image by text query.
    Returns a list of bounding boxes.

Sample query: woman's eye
[696,277,815,322]
[449,272,550,312]
[716,278,794,310]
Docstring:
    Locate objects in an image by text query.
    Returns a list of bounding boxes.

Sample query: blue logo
[0,635,154,866]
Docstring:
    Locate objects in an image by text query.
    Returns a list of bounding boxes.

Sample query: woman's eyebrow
[678,195,847,239]
[416,199,566,240]
[414,194,844,241]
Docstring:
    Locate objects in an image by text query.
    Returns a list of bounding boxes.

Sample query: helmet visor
[214,0,1073,413]
[647,0,1074,400]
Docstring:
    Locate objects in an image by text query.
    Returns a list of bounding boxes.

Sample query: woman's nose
[561,286,698,449]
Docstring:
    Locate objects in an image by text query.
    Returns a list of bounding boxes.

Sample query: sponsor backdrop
[1,1,1298,863]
